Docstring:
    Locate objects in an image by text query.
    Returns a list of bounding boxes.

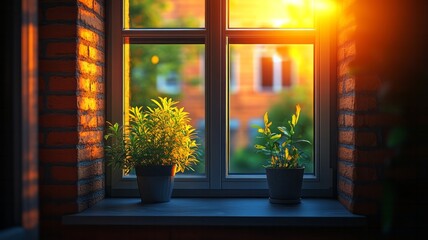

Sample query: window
[108,0,334,196]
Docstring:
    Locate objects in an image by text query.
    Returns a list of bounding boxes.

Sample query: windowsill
[62,198,366,227]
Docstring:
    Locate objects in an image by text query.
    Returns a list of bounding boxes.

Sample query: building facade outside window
[108,0,334,196]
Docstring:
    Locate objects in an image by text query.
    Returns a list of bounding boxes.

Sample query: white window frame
[107,0,335,197]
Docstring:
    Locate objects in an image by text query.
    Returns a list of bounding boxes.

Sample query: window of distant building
[108,0,334,196]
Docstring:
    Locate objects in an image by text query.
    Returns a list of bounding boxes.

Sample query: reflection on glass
[125,44,206,175]
[229,0,314,29]
[124,0,205,29]
[228,44,314,174]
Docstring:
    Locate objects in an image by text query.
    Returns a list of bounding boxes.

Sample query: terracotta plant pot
[265,167,304,204]
[135,165,176,204]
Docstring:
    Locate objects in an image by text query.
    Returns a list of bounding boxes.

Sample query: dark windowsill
[62,198,367,227]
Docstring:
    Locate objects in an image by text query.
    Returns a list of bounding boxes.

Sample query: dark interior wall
[338,0,428,237]
[0,0,22,230]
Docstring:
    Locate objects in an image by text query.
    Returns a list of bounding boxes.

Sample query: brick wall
[337,0,389,215]
[337,0,428,235]
[38,0,105,238]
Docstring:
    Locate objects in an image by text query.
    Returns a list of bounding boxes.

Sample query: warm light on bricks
[79,61,100,76]
[78,96,97,111]
[78,77,99,92]
[78,28,99,43]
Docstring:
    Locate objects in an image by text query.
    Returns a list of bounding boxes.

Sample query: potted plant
[104,97,199,203]
[254,104,311,204]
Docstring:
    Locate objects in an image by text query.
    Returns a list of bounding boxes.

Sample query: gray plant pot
[135,165,176,204]
[265,167,304,204]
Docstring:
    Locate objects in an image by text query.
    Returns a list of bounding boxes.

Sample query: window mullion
[206,0,224,189]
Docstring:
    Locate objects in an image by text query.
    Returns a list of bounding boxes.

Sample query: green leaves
[104,97,199,173]
[253,104,311,169]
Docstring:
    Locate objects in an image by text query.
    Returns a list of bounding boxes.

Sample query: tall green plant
[254,104,311,168]
[104,97,199,174]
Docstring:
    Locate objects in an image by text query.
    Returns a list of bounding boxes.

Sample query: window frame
[106,0,335,197]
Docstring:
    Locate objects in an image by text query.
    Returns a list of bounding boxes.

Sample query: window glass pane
[229,0,314,29]
[124,0,205,29]
[125,44,206,175]
[228,44,314,174]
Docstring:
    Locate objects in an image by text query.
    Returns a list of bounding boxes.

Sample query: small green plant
[104,97,199,174]
[253,104,311,168]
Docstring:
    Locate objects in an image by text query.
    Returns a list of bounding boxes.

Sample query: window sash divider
[122,29,207,38]
[125,37,206,44]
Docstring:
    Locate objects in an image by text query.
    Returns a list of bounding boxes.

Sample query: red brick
[77,94,104,111]
[47,95,77,110]
[40,185,78,200]
[78,160,103,179]
[40,24,77,39]
[94,0,104,17]
[338,162,354,180]
[78,43,89,58]
[77,96,97,111]
[49,76,77,91]
[338,114,345,126]
[46,131,79,145]
[338,61,351,77]
[78,130,103,145]
[78,60,103,76]
[339,130,355,145]
[78,178,104,196]
[355,131,377,147]
[78,147,91,161]
[39,114,77,128]
[344,77,355,93]
[51,166,78,182]
[79,8,104,32]
[78,27,99,45]
[337,80,344,95]
[22,208,38,229]
[46,42,77,57]
[339,163,378,182]
[97,99,105,110]
[344,114,354,127]
[39,60,76,73]
[88,46,104,62]
[338,194,352,211]
[339,96,355,111]
[46,6,77,21]
[91,145,104,159]
[338,178,353,197]
[78,192,105,212]
[39,148,78,164]
[337,47,345,62]
[96,116,105,127]
[79,0,93,9]
[338,146,355,161]
[79,115,98,128]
